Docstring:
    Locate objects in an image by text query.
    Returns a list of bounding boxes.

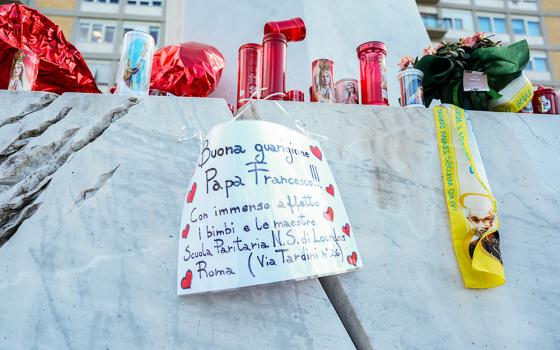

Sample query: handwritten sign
[177,120,361,295]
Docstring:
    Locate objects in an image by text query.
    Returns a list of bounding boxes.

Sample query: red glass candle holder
[237,43,262,109]
[286,89,304,101]
[532,86,557,114]
[262,33,287,100]
[264,17,306,42]
[357,41,388,106]
[309,86,317,102]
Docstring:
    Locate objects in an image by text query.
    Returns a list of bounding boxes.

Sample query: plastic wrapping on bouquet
[532,86,557,115]
[7,50,39,91]
[397,68,424,107]
[286,89,304,101]
[262,33,287,100]
[334,79,359,104]
[237,43,263,109]
[115,31,155,95]
[264,17,306,42]
[357,41,388,106]
[311,59,335,103]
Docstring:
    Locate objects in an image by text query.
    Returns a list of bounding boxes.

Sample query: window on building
[104,25,116,43]
[122,23,160,44]
[78,21,118,44]
[493,18,506,33]
[527,21,541,36]
[441,9,473,31]
[478,17,491,32]
[90,24,103,43]
[126,0,163,5]
[149,26,159,44]
[79,23,89,42]
[526,61,534,71]
[512,19,525,34]
[534,57,548,72]
[87,61,113,85]
[84,0,119,3]
[421,14,438,28]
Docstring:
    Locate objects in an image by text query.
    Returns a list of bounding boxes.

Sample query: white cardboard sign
[177,120,361,295]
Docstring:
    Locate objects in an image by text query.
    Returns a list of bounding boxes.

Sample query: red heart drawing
[324,207,334,221]
[181,270,193,289]
[186,182,197,203]
[310,146,322,161]
[347,252,358,266]
[181,224,190,239]
[342,223,350,236]
[326,184,334,196]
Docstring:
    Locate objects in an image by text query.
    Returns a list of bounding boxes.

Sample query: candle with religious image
[311,59,334,103]
[8,50,39,91]
[115,30,155,95]
[532,86,557,115]
[397,68,425,107]
[334,79,359,104]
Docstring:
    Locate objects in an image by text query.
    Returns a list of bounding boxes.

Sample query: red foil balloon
[150,42,225,97]
[0,4,100,93]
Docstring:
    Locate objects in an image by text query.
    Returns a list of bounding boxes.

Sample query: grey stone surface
[0,92,354,349]
[243,101,560,350]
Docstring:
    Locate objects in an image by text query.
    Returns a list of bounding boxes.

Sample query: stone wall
[1,92,559,349]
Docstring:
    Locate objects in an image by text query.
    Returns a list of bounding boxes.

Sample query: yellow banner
[434,105,505,289]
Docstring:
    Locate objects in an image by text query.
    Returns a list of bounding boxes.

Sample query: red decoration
[150,42,225,97]
[0,4,100,93]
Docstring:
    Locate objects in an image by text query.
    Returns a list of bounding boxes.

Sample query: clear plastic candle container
[115,30,155,95]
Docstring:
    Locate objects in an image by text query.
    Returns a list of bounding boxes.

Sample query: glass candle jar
[286,89,304,101]
[264,17,306,42]
[237,43,262,109]
[356,41,388,105]
[262,32,287,100]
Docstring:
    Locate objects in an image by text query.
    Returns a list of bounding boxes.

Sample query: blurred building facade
[26,0,166,91]
[417,0,560,88]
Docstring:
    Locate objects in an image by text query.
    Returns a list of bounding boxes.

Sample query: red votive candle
[287,89,304,101]
[262,32,287,100]
[309,86,317,102]
[237,43,262,109]
[264,17,306,42]
[357,41,388,105]
[532,86,557,115]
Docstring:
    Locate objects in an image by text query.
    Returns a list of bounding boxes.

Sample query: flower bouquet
[414,33,532,112]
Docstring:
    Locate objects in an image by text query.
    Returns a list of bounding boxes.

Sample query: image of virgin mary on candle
[8,51,37,91]
[123,39,149,91]
[313,60,334,103]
